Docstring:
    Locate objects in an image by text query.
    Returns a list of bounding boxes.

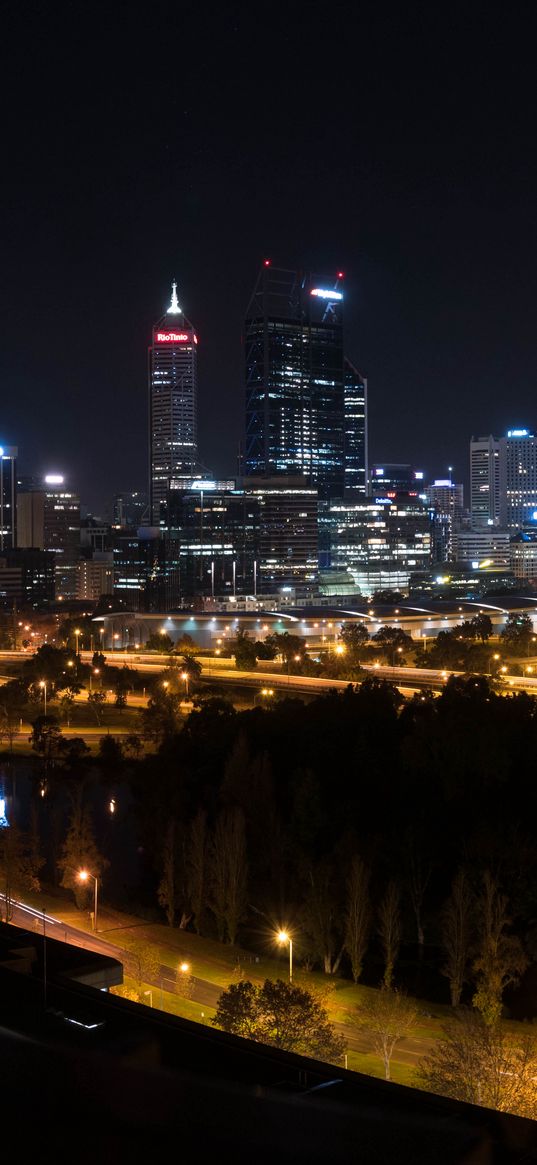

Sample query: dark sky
[2,1,537,511]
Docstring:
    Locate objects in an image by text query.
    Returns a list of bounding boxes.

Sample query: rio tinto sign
[155,330,192,343]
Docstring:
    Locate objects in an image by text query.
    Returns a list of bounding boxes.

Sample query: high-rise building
[370,463,426,493]
[425,479,464,562]
[149,282,198,524]
[470,435,500,526]
[499,428,537,529]
[18,474,80,598]
[343,360,368,497]
[0,447,17,551]
[322,493,433,595]
[113,491,149,528]
[244,263,353,499]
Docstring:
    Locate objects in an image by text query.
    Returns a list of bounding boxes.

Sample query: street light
[78,868,98,931]
[277,929,293,982]
[179,961,190,974]
[74,629,81,657]
[181,670,190,698]
[39,680,47,716]
[143,989,153,1007]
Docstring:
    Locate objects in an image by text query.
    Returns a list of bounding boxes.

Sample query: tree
[29,715,63,769]
[130,941,161,995]
[209,807,248,944]
[356,988,417,1081]
[378,881,402,988]
[339,623,370,662]
[470,613,493,643]
[58,686,79,727]
[302,861,345,974]
[372,627,413,663]
[213,978,345,1062]
[419,1009,537,1117]
[0,824,43,922]
[146,631,174,653]
[139,687,181,745]
[157,819,186,927]
[472,871,527,1025]
[344,855,371,982]
[0,679,28,751]
[186,809,207,935]
[57,792,107,908]
[232,630,258,670]
[500,612,533,656]
[441,869,474,1006]
[87,690,107,726]
[265,632,305,664]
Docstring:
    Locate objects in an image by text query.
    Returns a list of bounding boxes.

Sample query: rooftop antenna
[167,280,181,314]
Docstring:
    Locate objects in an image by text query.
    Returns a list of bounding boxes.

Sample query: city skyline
[4,5,537,510]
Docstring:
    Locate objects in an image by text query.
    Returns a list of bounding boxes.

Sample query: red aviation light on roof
[263,258,271,267]
[337,271,344,279]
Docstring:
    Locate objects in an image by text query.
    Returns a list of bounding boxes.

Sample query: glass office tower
[244,264,347,498]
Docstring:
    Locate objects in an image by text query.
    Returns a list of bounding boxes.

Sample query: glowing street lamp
[179,961,190,974]
[74,628,81,656]
[181,670,190,698]
[277,929,293,982]
[78,868,98,931]
[39,680,47,716]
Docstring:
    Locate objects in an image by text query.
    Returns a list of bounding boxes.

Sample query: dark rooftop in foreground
[1,922,536,1163]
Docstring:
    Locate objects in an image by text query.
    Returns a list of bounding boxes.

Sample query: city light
[156,331,190,343]
[310,287,343,300]
[44,473,64,484]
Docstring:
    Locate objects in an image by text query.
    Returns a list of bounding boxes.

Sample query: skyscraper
[0,446,17,551]
[149,282,198,523]
[343,359,368,497]
[499,428,537,529]
[470,435,500,526]
[244,264,350,498]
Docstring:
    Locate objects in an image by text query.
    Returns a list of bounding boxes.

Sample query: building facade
[149,282,198,523]
[470,435,500,527]
[499,428,537,529]
[323,493,433,595]
[0,447,17,551]
[244,264,349,498]
[343,359,368,497]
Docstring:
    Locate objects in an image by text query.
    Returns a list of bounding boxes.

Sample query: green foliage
[0,824,43,922]
[214,978,345,1062]
[57,793,107,907]
[232,630,258,670]
[87,690,107,725]
[139,687,181,744]
[29,715,63,766]
[419,1009,537,1117]
[265,632,305,664]
[146,631,174,653]
[356,987,417,1080]
[501,612,535,656]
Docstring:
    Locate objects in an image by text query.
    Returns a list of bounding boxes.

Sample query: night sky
[3,1,537,512]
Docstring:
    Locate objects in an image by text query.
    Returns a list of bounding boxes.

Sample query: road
[9,897,436,1071]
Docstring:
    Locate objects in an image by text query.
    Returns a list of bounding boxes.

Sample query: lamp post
[181,671,189,699]
[490,652,500,677]
[39,680,47,716]
[74,629,81,657]
[78,869,98,931]
[277,930,293,982]
[143,989,153,1007]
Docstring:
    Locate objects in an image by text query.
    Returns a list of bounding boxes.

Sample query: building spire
[167,280,181,314]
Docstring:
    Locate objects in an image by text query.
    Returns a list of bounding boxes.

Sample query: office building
[17,474,80,599]
[0,548,55,609]
[0,447,17,551]
[165,475,318,600]
[112,527,169,612]
[470,435,500,526]
[77,552,114,601]
[244,263,354,499]
[499,428,537,529]
[370,464,426,494]
[425,479,464,562]
[451,527,510,569]
[323,493,433,595]
[113,491,149,528]
[149,282,198,523]
[166,479,258,598]
[343,360,368,497]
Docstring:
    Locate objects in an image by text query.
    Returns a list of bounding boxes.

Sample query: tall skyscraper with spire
[149,282,198,524]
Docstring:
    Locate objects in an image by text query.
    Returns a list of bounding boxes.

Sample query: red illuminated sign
[156,331,191,343]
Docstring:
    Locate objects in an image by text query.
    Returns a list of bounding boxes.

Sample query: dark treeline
[4,674,537,1011]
